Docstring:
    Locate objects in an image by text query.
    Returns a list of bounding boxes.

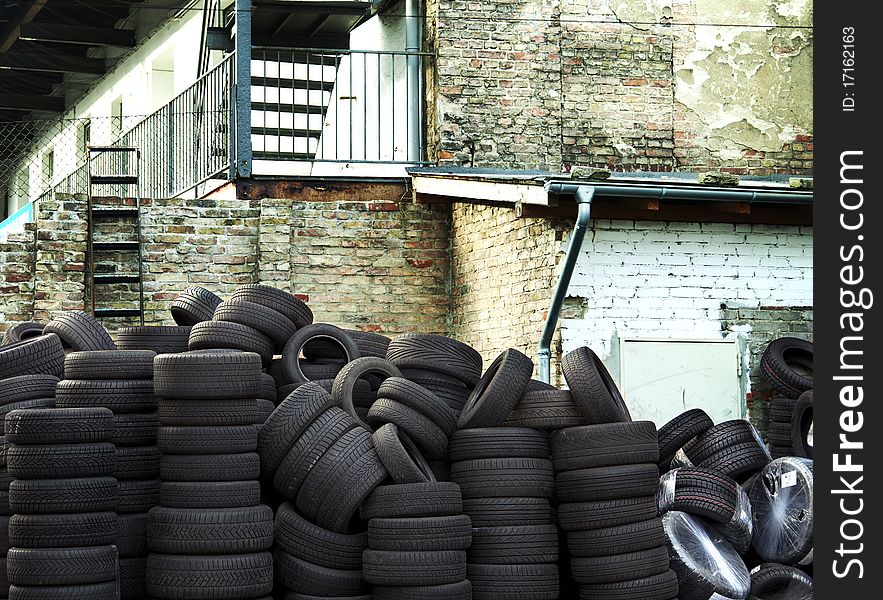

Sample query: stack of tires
[4,407,120,600]
[170,286,223,326]
[760,338,813,459]
[277,323,363,401]
[258,383,386,597]
[116,326,192,355]
[674,420,771,482]
[55,350,160,599]
[552,422,678,600]
[362,482,472,599]
[149,352,273,600]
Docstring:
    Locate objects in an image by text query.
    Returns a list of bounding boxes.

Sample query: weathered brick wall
[450,202,570,382]
[0,225,37,326]
[429,0,813,175]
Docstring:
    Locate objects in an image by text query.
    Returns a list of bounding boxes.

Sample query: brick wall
[0,224,36,326]
[429,0,813,175]
[450,202,570,382]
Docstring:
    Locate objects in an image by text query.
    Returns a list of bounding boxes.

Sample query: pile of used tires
[0,285,814,600]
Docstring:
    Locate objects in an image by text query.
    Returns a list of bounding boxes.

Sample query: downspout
[405,0,422,162]
[537,181,812,383]
[538,185,595,383]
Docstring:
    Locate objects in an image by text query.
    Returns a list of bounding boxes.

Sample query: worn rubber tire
[790,390,813,459]
[683,420,766,465]
[8,477,119,514]
[368,514,472,552]
[699,441,771,482]
[0,375,59,406]
[8,512,118,549]
[657,409,714,470]
[557,496,658,531]
[146,551,273,599]
[274,501,367,570]
[43,312,115,352]
[567,518,666,558]
[55,379,156,413]
[160,480,261,509]
[331,357,402,429]
[504,389,588,431]
[115,445,160,480]
[4,407,113,444]
[274,549,367,596]
[230,284,313,329]
[372,423,435,484]
[463,497,552,527]
[147,505,274,554]
[400,369,471,412]
[117,478,160,514]
[450,458,554,499]
[457,349,533,429]
[376,377,457,436]
[213,299,297,351]
[283,324,360,384]
[373,581,471,600]
[467,563,559,600]
[448,427,550,462]
[386,333,482,386]
[170,286,222,326]
[469,524,558,564]
[1,323,45,346]
[555,463,659,502]
[571,546,670,584]
[760,337,813,399]
[6,442,115,479]
[7,582,119,600]
[160,452,260,482]
[115,325,191,354]
[552,421,658,471]
[64,350,155,380]
[158,397,256,427]
[153,351,262,400]
[367,398,449,460]
[562,347,631,424]
[188,321,274,364]
[0,334,65,380]
[0,398,55,422]
[157,425,256,455]
[113,412,159,447]
[116,512,148,558]
[6,546,118,586]
[360,482,463,520]
[362,549,466,586]
[304,329,390,361]
[577,569,679,600]
[749,562,813,598]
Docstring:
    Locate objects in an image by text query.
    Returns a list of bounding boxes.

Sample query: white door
[618,338,743,426]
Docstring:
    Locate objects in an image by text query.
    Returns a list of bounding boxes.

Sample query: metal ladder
[86,146,145,324]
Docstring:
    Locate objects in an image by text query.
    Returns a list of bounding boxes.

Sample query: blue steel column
[234,0,252,178]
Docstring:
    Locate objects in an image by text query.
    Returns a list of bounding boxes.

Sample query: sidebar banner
[814,2,880,597]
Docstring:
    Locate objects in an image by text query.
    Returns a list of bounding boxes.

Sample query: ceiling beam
[0,93,64,113]
[0,0,49,53]
[19,22,136,48]
[0,48,105,75]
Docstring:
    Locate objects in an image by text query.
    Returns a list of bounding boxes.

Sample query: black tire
[791,390,813,459]
[376,377,457,436]
[116,512,148,558]
[463,497,552,527]
[8,581,120,600]
[282,324,360,384]
[160,452,260,482]
[572,546,670,584]
[119,556,146,599]
[8,477,119,514]
[457,349,533,429]
[158,397,256,426]
[331,357,402,429]
[555,463,659,502]
[157,425,256,454]
[749,563,813,597]
[170,285,222,326]
[258,382,336,476]
[272,407,357,501]
[153,351,262,400]
[577,570,679,600]
[360,482,463,520]
[6,546,118,586]
[160,480,261,509]
[552,422,658,471]
[367,398,449,460]
[386,333,483,386]
[700,441,771,482]
[188,321,274,364]
[55,379,157,413]
[448,427,550,462]
[682,420,763,464]
[4,407,113,444]
[274,549,367,596]
[146,552,273,599]
[567,518,665,558]
[8,512,118,549]
[275,501,367,569]
[115,445,160,480]
[2,323,45,346]
[255,398,274,424]
[504,389,588,431]
[657,409,714,470]
[760,337,813,399]
[43,312,115,352]
[113,412,159,447]
[304,329,390,361]
[372,423,434,484]
[469,524,558,564]
[213,299,297,350]
[363,549,466,586]
[117,478,160,514]
[115,325,191,354]
[230,284,313,329]
[259,373,276,402]
[467,563,559,600]
[562,346,631,424]
[0,399,56,425]
[557,496,658,531]
[400,369,471,412]
[373,580,471,600]
[368,515,472,552]
[64,350,155,380]
[450,458,554,499]
[0,334,65,380]
[296,428,387,533]
[148,505,274,554]
[0,375,59,406]
[6,442,115,479]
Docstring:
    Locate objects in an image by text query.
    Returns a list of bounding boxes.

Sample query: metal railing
[251,47,432,164]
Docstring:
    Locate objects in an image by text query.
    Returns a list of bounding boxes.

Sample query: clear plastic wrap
[670,447,694,470]
[658,468,677,508]
[748,457,813,565]
[663,510,750,600]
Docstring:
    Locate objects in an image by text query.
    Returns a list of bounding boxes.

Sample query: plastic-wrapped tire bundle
[448,426,558,600]
[749,562,813,599]
[4,407,120,600]
[56,350,160,599]
[552,421,676,600]
[747,458,813,566]
[663,510,751,600]
[148,351,273,600]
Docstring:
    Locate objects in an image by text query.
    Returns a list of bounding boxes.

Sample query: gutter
[537,180,813,383]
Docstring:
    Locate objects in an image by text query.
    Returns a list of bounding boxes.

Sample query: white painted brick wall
[561,220,813,360]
